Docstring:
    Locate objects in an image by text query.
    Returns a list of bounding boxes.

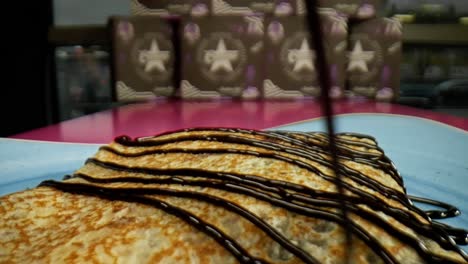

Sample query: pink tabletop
[11,99,468,144]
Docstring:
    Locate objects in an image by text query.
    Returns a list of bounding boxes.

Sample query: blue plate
[1,114,467,250]
[0,139,99,196]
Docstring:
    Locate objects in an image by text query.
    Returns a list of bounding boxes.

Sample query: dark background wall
[1,1,53,137]
[1,0,129,137]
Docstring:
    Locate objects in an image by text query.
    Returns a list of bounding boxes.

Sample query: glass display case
[400,45,468,104]
[385,0,468,23]
[55,46,116,121]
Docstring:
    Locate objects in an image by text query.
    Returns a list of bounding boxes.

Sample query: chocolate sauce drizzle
[409,195,461,220]
[82,157,467,248]
[39,180,267,264]
[40,129,468,264]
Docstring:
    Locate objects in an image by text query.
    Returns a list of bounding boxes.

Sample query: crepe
[1,128,467,263]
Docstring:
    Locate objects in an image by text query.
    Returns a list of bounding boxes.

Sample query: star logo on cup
[288,38,315,73]
[138,38,170,72]
[204,38,239,73]
[347,40,375,73]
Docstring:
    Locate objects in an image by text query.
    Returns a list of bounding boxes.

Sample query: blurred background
[3,0,468,137]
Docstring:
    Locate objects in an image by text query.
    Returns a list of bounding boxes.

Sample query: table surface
[11,99,468,143]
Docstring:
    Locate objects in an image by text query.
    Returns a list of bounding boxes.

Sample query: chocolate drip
[409,195,468,245]
[431,221,468,245]
[39,180,268,264]
[409,195,461,220]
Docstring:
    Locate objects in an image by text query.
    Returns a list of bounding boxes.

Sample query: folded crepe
[1,128,467,263]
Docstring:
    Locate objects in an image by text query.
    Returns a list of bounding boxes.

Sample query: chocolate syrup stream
[290,0,349,259]
[39,180,267,264]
